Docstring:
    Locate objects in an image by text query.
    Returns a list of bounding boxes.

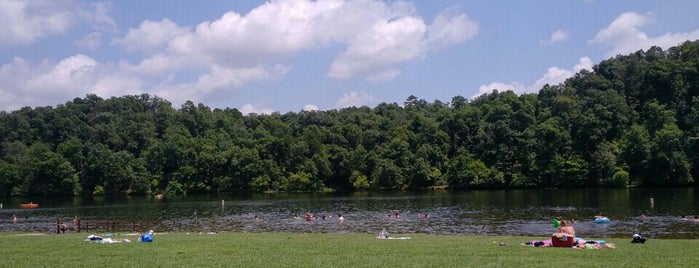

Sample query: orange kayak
[19,202,39,209]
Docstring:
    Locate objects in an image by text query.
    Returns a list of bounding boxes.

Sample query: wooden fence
[55,219,160,234]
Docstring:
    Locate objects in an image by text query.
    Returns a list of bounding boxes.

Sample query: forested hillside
[2,40,699,197]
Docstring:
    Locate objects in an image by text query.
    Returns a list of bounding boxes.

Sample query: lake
[1,188,698,239]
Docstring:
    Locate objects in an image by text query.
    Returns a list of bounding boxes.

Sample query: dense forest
[2,40,699,197]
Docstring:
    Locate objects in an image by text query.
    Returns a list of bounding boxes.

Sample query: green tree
[27,143,80,196]
[620,125,651,186]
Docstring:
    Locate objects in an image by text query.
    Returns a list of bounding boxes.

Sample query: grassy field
[1,232,697,267]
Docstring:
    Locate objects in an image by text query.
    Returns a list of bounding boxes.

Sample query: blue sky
[1,0,699,114]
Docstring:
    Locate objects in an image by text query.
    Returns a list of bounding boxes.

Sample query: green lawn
[1,232,697,267]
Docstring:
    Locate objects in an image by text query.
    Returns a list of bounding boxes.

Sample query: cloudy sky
[1,0,699,114]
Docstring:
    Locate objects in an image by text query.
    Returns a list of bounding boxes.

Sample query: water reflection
[1,188,698,239]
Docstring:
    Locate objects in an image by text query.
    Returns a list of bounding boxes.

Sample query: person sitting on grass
[558,220,575,237]
[551,220,576,247]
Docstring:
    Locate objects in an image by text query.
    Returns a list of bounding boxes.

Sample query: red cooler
[551,235,575,247]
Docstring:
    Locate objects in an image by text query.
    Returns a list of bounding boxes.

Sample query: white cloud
[475,82,527,98]
[110,0,476,109]
[196,66,270,93]
[426,12,479,48]
[89,74,142,97]
[0,53,150,111]
[530,67,574,92]
[474,57,593,99]
[0,57,33,109]
[129,53,183,75]
[166,0,342,66]
[119,0,476,81]
[365,68,401,83]
[328,16,427,79]
[335,91,374,108]
[240,104,275,115]
[75,32,103,50]
[0,0,117,48]
[327,5,477,79]
[28,55,98,94]
[76,1,117,33]
[302,104,319,111]
[0,0,476,111]
[0,0,74,47]
[541,29,569,45]
[0,55,92,110]
[573,57,593,73]
[151,65,279,105]
[590,12,699,57]
[115,19,189,52]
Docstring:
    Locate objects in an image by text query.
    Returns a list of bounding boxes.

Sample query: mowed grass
[1,232,697,267]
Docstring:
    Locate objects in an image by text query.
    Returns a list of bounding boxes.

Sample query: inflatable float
[594,217,610,223]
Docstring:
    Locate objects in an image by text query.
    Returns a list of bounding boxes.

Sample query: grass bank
[1,232,696,267]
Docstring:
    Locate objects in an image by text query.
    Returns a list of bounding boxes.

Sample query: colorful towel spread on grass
[376,236,412,240]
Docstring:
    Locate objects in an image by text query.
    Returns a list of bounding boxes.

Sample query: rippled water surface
[2,188,698,239]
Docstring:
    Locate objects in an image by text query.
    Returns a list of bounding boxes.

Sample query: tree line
[2,40,699,197]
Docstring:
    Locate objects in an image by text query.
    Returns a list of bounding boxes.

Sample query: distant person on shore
[12,214,17,223]
[338,214,345,224]
[72,215,80,231]
[694,216,699,222]
[681,215,688,221]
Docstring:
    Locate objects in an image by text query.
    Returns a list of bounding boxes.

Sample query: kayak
[19,202,39,209]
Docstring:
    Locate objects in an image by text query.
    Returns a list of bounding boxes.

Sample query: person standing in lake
[59,222,69,234]
[305,212,313,223]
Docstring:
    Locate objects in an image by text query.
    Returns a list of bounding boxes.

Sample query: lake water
[1,188,698,239]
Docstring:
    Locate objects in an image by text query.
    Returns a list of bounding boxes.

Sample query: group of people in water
[680,215,699,222]
[275,211,431,225]
[288,212,343,223]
